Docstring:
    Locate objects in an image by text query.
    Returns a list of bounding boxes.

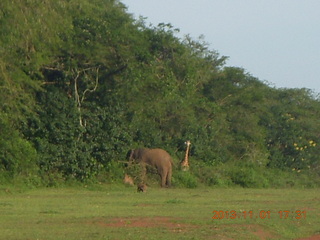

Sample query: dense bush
[172,171,198,188]
[0,0,319,187]
[0,114,38,180]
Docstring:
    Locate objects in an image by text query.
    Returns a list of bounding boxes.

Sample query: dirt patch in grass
[90,217,320,239]
[246,224,278,240]
[92,216,195,232]
[92,217,281,238]
[215,224,279,240]
[296,235,320,240]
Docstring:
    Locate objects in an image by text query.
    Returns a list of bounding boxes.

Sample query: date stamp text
[212,210,307,220]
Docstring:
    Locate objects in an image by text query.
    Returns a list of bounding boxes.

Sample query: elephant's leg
[160,174,167,187]
[166,167,172,187]
[157,167,166,187]
[158,168,167,187]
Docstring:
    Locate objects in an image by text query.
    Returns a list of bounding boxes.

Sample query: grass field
[0,184,319,240]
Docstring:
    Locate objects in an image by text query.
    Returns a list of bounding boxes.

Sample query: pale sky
[121,0,320,94]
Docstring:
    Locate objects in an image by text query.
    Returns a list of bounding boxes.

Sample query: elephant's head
[126,148,149,164]
[126,149,134,163]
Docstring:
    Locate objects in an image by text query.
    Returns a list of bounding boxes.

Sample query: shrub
[191,161,233,187]
[228,166,269,188]
[172,171,198,188]
[0,115,38,180]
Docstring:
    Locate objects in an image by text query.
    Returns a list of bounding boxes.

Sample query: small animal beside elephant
[137,183,147,192]
[127,148,173,188]
[123,174,134,186]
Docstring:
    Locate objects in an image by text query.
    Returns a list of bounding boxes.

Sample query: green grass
[0,185,319,240]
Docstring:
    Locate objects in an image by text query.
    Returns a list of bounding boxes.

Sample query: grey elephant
[127,148,173,187]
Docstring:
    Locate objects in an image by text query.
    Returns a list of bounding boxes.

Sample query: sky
[121,0,320,94]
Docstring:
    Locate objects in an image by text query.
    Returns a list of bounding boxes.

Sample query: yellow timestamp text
[212,210,306,220]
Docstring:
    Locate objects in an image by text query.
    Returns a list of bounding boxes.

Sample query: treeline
[0,0,319,187]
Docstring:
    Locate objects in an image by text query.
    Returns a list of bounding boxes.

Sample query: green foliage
[227,164,270,188]
[0,0,319,187]
[0,113,38,181]
[172,171,198,188]
[191,161,233,187]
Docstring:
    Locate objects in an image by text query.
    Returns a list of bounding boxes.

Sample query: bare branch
[81,66,100,103]
[73,66,100,128]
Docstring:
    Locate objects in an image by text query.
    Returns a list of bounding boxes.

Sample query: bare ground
[90,216,284,239]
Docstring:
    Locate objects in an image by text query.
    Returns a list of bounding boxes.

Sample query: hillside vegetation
[0,0,319,187]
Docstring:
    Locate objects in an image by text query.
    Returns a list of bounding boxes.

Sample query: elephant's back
[147,148,172,161]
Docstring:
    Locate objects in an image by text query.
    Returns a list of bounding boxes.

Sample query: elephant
[127,148,173,188]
